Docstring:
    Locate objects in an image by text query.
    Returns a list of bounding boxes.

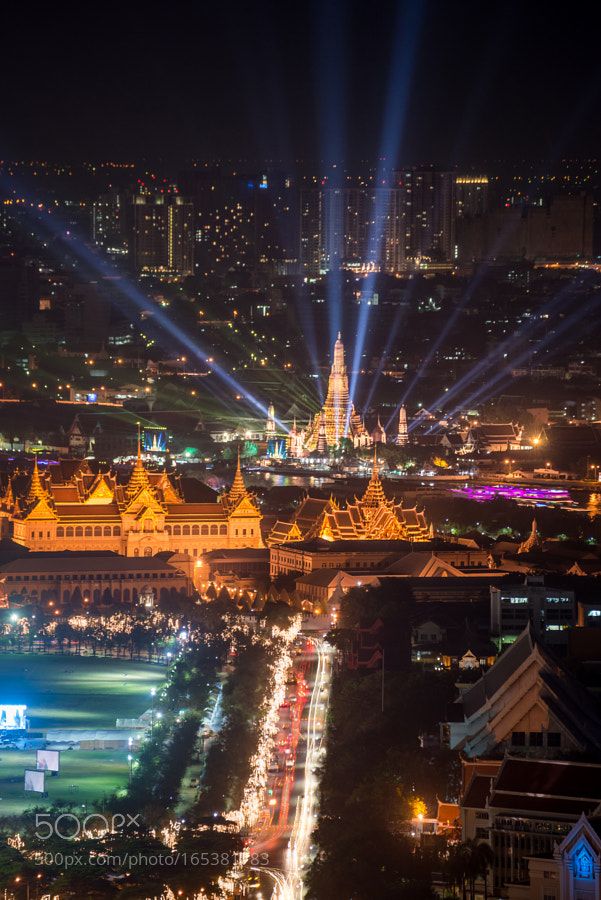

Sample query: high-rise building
[301,186,405,276]
[454,176,489,220]
[401,167,455,261]
[179,168,298,276]
[131,195,194,278]
[92,189,129,258]
[456,193,594,263]
[380,187,405,274]
[0,256,39,330]
[300,188,324,278]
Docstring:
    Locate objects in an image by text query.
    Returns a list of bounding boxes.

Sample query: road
[249,634,334,900]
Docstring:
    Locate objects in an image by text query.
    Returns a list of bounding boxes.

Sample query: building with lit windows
[490,575,576,647]
[300,185,405,275]
[132,194,194,278]
[400,166,455,261]
[92,189,129,257]
[0,450,262,558]
[454,175,489,220]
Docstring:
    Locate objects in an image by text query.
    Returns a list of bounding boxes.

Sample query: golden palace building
[0,450,263,558]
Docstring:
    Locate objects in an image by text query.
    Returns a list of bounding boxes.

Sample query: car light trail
[285,638,334,898]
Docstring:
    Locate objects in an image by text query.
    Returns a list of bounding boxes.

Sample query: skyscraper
[301,185,405,276]
[132,195,194,278]
[454,176,489,220]
[92,189,129,258]
[300,188,324,278]
[401,167,455,261]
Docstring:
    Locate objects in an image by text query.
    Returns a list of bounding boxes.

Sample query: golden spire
[126,424,151,498]
[227,447,248,508]
[3,474,14,509]
[361,446,387,508]
[27,456,49,505]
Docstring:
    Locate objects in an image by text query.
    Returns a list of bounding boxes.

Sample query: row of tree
[194,635,272,817]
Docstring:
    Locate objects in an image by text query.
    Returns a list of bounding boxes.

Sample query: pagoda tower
[225,449,249,509]
[288,418,305,458]
[361,447,387,509]
[27,458,50,505]
[518,518,543,554]
[316,412,328,454]
[397,405,409,446]
[371,415,387,444]
[265,403,276,439]
[125,429,151,499]
[304,333,367,451]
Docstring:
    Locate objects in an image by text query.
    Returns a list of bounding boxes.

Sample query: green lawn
[0,749,129,815]
[0,654,166,815]
[0,654,165,729]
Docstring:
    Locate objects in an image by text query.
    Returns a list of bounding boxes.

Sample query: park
[0,653,165,815]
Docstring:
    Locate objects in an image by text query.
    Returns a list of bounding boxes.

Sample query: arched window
[219,524,227,535]
[113,526,121,536]
[75,526,83,537]
[103,526,111,536]
[94,526,102,537]
[144,547,152,557]
[192,524,199,535]
[173,525,181,536]
[201,524,209,535]
[66,527,74,537]
[85,526,93,537]
[57,527,64,538]
[133,548,139,556]
[165,525,171,534]
[183,525,190,536]
[210,524,218,535]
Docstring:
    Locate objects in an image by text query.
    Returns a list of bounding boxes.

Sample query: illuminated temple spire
[518,517,542,554]
[361,446,387,508]
[227,447,249,508]
[126,425,151,498]
[27,457,49,505]
[304,333,367,451]
[3,474,14,509]
[397,405,409,446]
[265,402,276,439]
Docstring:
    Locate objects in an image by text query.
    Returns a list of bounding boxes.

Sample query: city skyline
[3,5,601,899]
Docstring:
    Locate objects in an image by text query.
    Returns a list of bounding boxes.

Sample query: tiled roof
[462,625,536,719]
[494,757,601,800]
[490,793,600,816]
[165,503,227,519]
[0,554,181,574]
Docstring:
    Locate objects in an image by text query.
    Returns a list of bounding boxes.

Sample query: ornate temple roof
[125,436,152,499]
[361,448,388,508]
[267,451,430,545]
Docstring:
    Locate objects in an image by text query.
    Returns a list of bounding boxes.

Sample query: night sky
[3,1,601,167]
